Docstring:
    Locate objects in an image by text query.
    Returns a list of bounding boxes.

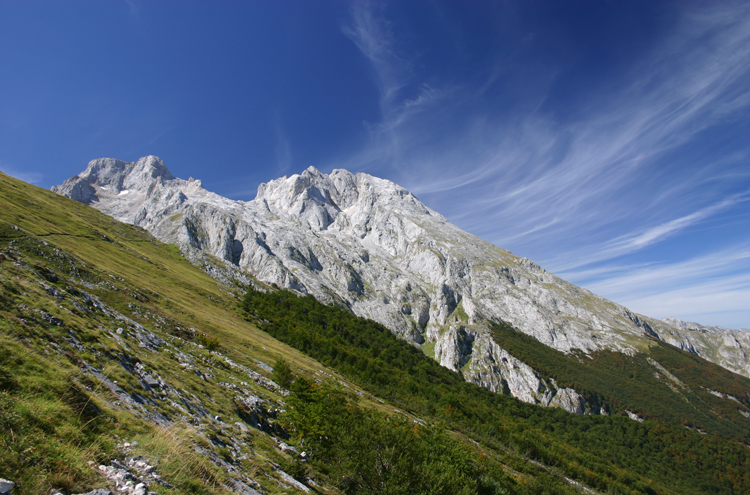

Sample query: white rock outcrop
[52,156,750,412]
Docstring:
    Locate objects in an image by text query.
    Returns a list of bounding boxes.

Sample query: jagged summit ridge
[52,156,175,203]
[53,156,750,412]
[255,165,443,235]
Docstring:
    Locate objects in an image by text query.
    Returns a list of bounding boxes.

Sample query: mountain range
[2,161,750,494]
[53,156,750,413]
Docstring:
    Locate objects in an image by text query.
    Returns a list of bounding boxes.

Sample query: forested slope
[243,288,750,495]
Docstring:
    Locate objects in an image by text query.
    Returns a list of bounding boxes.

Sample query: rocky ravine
[53,156,750,412]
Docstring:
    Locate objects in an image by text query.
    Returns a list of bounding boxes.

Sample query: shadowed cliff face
[53,156,750,411]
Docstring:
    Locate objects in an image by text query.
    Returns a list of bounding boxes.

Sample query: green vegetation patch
[0,330,117,493]
[489,321,750,440]
[284,378,519,495]
[0,171,348,493]
[242,286,750,495]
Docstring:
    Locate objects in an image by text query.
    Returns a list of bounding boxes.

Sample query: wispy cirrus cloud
[346,1,750,212]
[612,198,746,253]
[343,1,750,326]
[342,1,449,169]
[552,193,750,273]
[580,244,750,326]
[429,3,748,255]
[273,111,293,175]
[343,2,407,111]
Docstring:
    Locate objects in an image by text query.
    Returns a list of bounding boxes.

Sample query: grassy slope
[3,170,750,494]
[0,171,343,493]
[0,173,576,494]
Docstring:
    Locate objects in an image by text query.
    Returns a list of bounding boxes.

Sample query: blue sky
[1,1,748,328]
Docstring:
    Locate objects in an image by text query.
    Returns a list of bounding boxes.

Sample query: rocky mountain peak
[254,166,438,232]
[82,155,174,190]
[255,167,346,231]
[52,156,750,412]
[52,155,175,205]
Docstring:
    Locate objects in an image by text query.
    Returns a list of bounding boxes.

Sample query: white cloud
[609,275,750,329]
[611,197,747,251]
[579,245,750,295]
[551,193,750,273]
[409,4,750,264]
[572,245,750,327]
[343,1,409,118]
[342,2,750,326]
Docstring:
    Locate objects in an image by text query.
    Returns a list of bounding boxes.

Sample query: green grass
[0,330,116,493]
[0,172,340,493]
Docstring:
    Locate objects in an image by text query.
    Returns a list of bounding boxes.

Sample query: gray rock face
[660,317,750,378]
[53,156,750,412]
[0,478,14,495]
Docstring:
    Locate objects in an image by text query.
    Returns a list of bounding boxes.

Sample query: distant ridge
[663,317,749,333]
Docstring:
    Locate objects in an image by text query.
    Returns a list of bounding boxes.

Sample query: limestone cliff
[53,156,750,412]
